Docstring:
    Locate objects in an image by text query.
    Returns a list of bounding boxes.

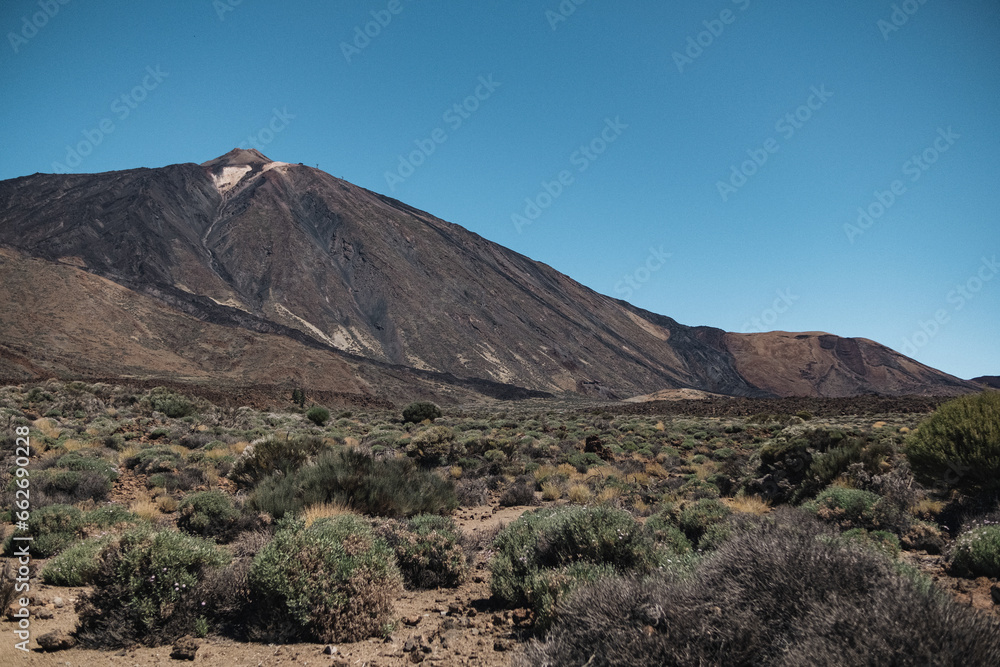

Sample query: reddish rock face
[0,150,978,400]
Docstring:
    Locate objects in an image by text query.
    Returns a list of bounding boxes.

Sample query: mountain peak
[200,148,272,169]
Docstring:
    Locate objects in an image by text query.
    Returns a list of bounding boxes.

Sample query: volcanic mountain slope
[0,149,978,399]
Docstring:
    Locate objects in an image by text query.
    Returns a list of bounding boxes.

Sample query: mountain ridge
[0,150,979,402]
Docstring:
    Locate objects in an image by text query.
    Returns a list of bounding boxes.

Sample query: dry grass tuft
[723,493,771,515]
[541,482,562,501]
[156,495,178,513]
[450,466,463,479]
[568,484,592,504]
[645,462,670,478]
[596,486,622,505]
[303,501,356,527]
[130,499,161,522]
[33,417,61,439]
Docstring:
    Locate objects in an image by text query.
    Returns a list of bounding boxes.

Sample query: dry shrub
[724,493,771,516]
[541,482,563,501]
[303,501,355,527]
[516,509,1000,666]
[568,484,592,504]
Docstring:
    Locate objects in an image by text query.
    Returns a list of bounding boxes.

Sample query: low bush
[4,504,83,558]
[805,486,904,532]
[229,434,326,488]
[306,406,330,426]
[143,387,196,418]
[518,509,1000,666]
[177,491,240,540]
[906,392,1000,492]
[491,506,663,627]
[456,477,489,506]
[250,448,457,519]
[373,514,468,589]
[84,504,140,529]
[41,536,112,586]
[403,401,442,423]
[950,522,1000,578]
[124,446,182,475]
[405,425,464,466]
[499,476,538,507]
[74,527,230,648]
[249,516,401,643]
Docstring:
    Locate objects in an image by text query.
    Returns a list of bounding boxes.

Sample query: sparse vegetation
[402,401,442,423]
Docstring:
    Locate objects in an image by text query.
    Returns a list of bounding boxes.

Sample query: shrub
[229,434,326,488]
[42,536,112,586]
[677,498,732,547]
[499,476,538,507]
[31,468,113,505]
[144,388,196,418]
[518,509,1000,666]
[250,448,457,519]
[805,486,904,532]
[124,446,182,475]
[373,515,468,589]
[405,425,464,466]
[177,491,240,539]
[85,504,140,529]
[306,406,330,426]
[402,401,442,424]
[74,527,230,648]
[249,516,401,643]
[4,504,82,557]
[456,477,489,506]
[491,506,663,626]
[950,523,1000,578]
[906,392,1000,492]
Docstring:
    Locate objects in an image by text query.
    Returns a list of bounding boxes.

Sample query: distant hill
[972,376,1000,389]
[0,149,978,401]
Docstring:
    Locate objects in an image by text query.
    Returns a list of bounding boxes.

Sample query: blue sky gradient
[1,0,997,379]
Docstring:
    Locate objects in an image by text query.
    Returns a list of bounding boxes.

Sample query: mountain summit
[0,151,977,402]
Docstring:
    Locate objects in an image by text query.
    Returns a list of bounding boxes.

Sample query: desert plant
[517,509,1000,666]
[249,516,401,642]
[250,448,457,519]
[499,476,538,507]
[177,491,239,539]
[74,527,230,648]
[906,392,1000,492]
[402,401,442,424]
[306,406,330,426]
[373,514,468,589]
[229,434,326,488]
[491,505,663,626]
[4,503,83,557]
[41,536,113,586]
[949,522,1000,578]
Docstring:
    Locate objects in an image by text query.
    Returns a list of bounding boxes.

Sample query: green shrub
[491,506,663,626]
[950,523,1000,578]
[31,468,113,505]
[306,406,330,426]
[85,504,140,529]
[841,528,901,559]
[249,516,401,642]
[177,491,239,539]
[42,536,112,586]
[373,515,468,589]
[124,446,182,475]
[74,527,229,648]
[402,402,442,423]
[677,499,732,548]
[4,504,82,558]
[406,425,464,465]
[250,448,457,519]
[906,392,1000,492]
[644,513,694,557]
[805,487,903,532]
[144,388,196,418]
[229,434,326,488]
[55,451,119,482]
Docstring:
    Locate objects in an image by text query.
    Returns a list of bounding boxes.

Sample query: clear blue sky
[1,0,997,380]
